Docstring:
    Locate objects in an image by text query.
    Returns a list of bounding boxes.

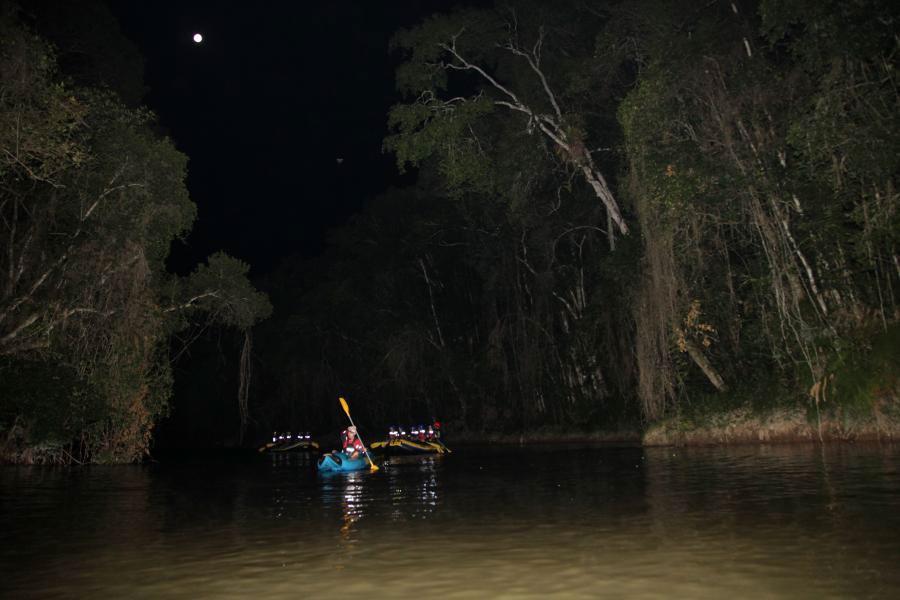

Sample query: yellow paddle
[338,397,379,471]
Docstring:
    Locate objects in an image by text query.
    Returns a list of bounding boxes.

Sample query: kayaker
[341,426,365,459]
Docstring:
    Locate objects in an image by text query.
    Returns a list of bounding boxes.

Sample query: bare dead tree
[438,27,628,250]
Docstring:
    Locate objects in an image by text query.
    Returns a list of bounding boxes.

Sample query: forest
[249,0,898,442]
[2,0,898,461]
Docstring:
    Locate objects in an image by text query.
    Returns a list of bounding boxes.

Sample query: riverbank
[643,404,900,446]
[444,401,900,448]
[446,429,643,446]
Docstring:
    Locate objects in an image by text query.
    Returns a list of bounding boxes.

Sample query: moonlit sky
[113,2,476,274]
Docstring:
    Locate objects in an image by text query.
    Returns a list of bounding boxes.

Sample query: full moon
[192,33,203,43]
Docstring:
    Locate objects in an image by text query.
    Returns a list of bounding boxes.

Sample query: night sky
[112,1,464,274]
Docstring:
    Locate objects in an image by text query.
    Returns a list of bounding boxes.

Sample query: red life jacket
[342,431,364,452]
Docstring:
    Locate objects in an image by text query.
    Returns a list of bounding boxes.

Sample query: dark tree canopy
[249,0,898,440]
[0,5,270,463]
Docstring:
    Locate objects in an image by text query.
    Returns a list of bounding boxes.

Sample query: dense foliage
[250,0,897,438]
[5,1,894,451]
[0,7,270,462]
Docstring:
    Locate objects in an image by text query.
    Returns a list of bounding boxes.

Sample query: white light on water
[193,33,203,44]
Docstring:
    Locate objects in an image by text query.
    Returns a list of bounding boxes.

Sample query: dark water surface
[2,443,899,598]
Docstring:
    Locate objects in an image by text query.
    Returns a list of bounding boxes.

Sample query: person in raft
[340,426,365,459]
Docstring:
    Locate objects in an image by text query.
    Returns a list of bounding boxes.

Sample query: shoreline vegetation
[447,404,900,447]
[643,406,900,446]
[3,1,898,463]
[460,408,900,447]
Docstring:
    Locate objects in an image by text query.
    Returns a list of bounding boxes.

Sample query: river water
[2,443,899,598]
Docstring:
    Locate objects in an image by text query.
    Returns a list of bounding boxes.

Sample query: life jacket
[342,431,364,453]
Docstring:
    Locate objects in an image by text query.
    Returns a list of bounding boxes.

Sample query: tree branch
[437,30,629,238]
[162,291,220,313]
[501,27,564,121]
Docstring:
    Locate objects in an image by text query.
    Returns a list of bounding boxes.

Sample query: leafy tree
[0,10,270,463]
[386,0,629,248]
[613,0,898,417]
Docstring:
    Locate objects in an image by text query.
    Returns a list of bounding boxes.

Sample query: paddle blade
[339,396,350,417]
[365,452,379,471]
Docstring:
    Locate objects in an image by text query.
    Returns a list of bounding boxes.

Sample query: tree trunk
[683,338,727,392]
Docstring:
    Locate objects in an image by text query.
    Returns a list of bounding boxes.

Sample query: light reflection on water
[2,444,899,598]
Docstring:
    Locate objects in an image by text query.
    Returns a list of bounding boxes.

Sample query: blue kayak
[317,451,373,473]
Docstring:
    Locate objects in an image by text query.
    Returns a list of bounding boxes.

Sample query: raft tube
[317,451,373,473]
[370,438,451,455]
[271,440,319,452]
[258,440,320,453]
